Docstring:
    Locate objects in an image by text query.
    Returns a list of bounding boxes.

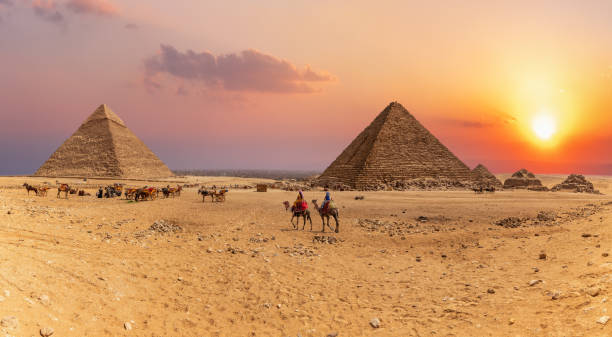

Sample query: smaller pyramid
[472,164,502,188]
[35,104,173,179]
[551,174,599,194]
[503,168,543,189]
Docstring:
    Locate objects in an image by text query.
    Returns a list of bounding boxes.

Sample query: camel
[198,189,215,202]
[57,184,70,199]
[38,186,50,197]
[23,183,38,196]
[311,199,339,233]
[291,207,312,231]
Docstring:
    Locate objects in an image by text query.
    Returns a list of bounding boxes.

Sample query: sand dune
[0,176,611,336]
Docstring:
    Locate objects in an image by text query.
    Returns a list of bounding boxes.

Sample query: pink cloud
[66,0,117,16]
[32,0,63,22]
[144,45,335,94]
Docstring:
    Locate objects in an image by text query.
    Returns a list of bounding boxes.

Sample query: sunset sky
[1,1,611,175]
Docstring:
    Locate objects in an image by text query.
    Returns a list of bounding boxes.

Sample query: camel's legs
[333,215,339,233]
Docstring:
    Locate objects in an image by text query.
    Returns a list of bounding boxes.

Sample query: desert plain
[0,175,611,337]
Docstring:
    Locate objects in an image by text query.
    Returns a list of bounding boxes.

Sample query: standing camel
[311,199,339,233]
[23,183,38,196]
[57,184,70,199]
[291,207,312,231]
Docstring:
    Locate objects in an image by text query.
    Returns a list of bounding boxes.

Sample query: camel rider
[293,190,307,212]
[321,191,332,212]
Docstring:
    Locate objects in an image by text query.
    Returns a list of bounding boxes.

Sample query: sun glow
[531,113,557,140]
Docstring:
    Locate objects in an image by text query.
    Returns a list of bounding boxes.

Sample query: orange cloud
[66,0,117,16]
[144,45,335,94]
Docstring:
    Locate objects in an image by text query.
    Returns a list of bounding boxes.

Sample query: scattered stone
[124,322,132,330]
[487,288,495,294]
[369,317,380,328]
[528,279,542,287]
[550,290,561,300]
[539,252,547,260]
[508,318,515,325]
[603,253,609,257]
[586,287,600,297]
[149,220,182,233]
[313,236,339,244]
[1,316,18,329]
[206,248,213,253]
[38,294,50,305]
[40,327,54,337]
[327,332,339,337]
[417,216,428,222]
[597,316,610,325]
[277,304,282,309]
[495,217,525,228]
[582,233,592,238]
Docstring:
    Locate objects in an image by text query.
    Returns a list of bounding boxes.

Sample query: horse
[23,183,38,196]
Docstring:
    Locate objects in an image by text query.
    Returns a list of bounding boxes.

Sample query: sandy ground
[1,175,611,337]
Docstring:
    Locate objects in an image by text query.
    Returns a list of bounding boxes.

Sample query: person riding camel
[321,191,332,212]
[293,190,308,212]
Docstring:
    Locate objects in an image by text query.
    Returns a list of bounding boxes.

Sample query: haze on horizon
[0,0,610,175]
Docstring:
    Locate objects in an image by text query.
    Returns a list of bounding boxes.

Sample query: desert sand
[1,175,611,336]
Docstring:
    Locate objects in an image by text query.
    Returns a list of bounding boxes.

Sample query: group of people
[292,190,334,212]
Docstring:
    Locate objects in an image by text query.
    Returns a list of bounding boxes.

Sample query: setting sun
[531,113,557,140]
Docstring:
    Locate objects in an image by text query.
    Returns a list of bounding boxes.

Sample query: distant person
[97,187,103,198]
[321,191,332,212]
[293,190,307,212]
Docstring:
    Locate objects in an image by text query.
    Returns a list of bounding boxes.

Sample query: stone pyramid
[472,164,503,188]
[317,102,474,190]
[35,104,173,179]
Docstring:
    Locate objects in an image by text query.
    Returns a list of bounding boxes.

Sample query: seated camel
[312,199,339,233]
[38,186,50,197]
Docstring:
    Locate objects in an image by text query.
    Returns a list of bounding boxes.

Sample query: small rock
[597,316,610,325]
[1,316,18,329]
[603,253,609,257]
[40,327,54,336]
[38,294,50,305]
[582,233,592,238]
[124,322,132,330]
[206,248,213,253]
[370,317,380,328]
[487,288,495,294]
[508,318,515,325]
[277,304,282,309]
[551,290,561,300]
[539,252,547,260]
[586,287,600,297]
[528,279,542,286]
[326,333,339,337]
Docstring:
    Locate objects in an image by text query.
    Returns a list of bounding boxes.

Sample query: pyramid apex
[85,104,126,127]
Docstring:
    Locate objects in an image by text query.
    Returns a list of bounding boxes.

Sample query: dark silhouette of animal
[312,199,339,233]
[57,184,70,199]
[23,183,38,196]
[198,188,215,202]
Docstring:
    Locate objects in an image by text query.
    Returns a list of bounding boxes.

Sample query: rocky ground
[0,175,611,336]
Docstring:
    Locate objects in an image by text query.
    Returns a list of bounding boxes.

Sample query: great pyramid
[317,102,474,190]
[35,104,173,179]
[472,164,503,188]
